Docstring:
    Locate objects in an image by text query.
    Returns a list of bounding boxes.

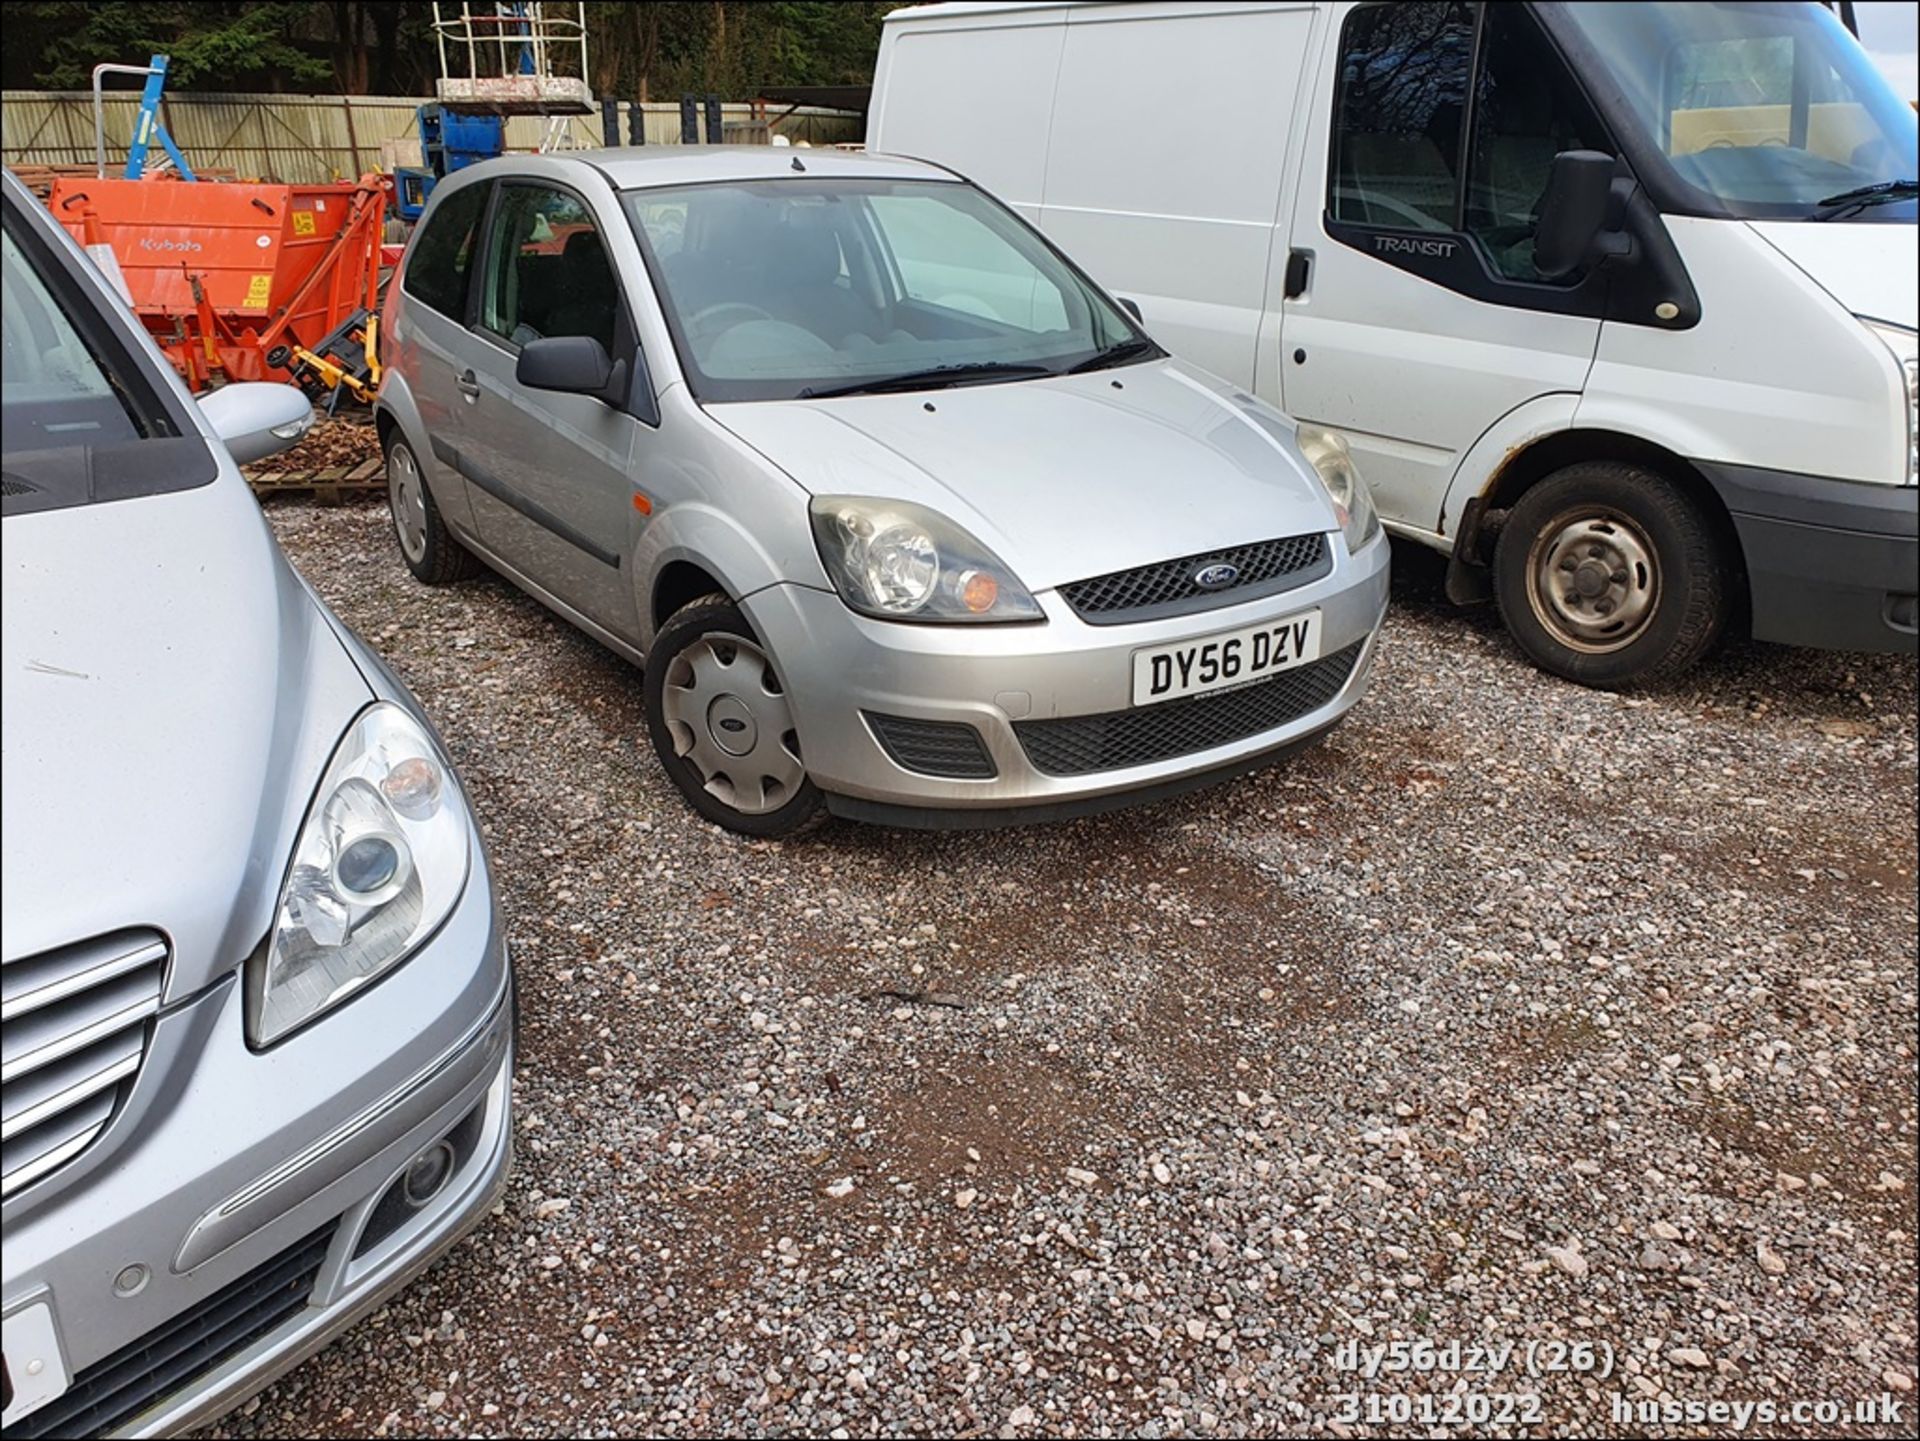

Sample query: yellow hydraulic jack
[268,310,383,413]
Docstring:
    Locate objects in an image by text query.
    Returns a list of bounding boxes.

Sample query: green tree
[7,2,333,91]
[583,2,891,101]
[1,0,894,97]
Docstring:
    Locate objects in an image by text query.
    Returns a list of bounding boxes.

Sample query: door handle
[1283,249,1312,300]
[456,370,481,401]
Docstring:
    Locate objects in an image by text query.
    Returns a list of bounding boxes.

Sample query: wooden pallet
[9,164,99,199]
[9,164,241,198]
[246,457,384,503]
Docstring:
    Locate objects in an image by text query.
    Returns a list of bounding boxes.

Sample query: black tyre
[643,594,827,838]
[1493,461,1728,688]
[386,433,477,585]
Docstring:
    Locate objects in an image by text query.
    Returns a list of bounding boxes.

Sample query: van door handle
[1283,250,1312,300]
[456,370,481,401]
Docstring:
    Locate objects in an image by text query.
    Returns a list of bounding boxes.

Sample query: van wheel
[386,434,476,585]
[644,595,827,838]
[1492,461,1727,688]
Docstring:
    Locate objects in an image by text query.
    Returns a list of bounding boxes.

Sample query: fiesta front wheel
[643,594,827,838]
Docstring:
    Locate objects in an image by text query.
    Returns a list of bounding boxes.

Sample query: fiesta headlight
[248,702,473,1046]
[809,496,1043,623]
[1295,423,1379,553]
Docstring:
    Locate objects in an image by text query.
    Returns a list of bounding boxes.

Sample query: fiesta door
[459,179,645,641]
[1278,1,1607,534]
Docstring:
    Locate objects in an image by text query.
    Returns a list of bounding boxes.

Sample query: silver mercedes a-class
[1,170,512,1437]
[377,147,1390,837]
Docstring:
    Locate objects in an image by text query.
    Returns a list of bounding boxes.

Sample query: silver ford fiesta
[1,170,512,1437]
[377,147,1389,836]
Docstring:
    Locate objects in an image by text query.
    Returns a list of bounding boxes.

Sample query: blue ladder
[125,55,197,181]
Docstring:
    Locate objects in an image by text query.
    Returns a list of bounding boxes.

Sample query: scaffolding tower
[430,2,594,116]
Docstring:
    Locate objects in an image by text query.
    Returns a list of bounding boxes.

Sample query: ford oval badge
[1192,562,1240,591]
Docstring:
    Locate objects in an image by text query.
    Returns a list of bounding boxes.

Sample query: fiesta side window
[477,184,620,355]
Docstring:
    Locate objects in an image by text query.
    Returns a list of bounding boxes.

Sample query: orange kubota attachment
[44,172,393,393]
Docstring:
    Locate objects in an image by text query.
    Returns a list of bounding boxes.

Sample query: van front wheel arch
[1491,461,1729,688]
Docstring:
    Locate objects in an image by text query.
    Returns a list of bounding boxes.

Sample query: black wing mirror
[516,335,627,404]
[1533,150,1617,281]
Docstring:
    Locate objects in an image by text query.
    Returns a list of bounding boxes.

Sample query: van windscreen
[1560,0,1918,219]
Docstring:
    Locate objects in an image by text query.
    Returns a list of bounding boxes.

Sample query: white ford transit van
[871,0,1919,686]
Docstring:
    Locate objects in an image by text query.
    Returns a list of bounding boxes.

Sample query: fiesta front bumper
[744,529,1390,826]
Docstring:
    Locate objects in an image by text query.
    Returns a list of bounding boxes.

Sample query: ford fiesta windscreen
[623,177,1154,402]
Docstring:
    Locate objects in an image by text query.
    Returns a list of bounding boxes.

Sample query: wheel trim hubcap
[1527,509,1660,653]
[389,445,428,563]
[661,637,805,815]
[706,695,758,756]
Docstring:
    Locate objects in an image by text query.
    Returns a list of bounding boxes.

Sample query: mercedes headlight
[1864,320,1917,486]
[809,496,1043,622]
[1295,424,1379,553]
[248,702,473,1046]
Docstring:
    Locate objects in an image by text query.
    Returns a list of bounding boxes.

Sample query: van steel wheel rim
[389,444,428,564]
[1526,508,1660,654]
[661,635,805,815]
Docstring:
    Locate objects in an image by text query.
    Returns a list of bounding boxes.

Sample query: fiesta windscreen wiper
[1812,179,1918,218]
[798,361,1057,399]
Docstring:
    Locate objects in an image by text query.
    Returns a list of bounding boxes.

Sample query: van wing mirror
[1532,150,1616,281]
[516,335,625,402]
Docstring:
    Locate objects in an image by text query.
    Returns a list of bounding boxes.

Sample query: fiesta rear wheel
[385,434,476,585]
[643,594,826,838]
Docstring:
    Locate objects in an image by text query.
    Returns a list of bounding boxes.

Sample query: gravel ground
[219,497,1917,1439]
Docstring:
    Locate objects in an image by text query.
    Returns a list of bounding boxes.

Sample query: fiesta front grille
[2,1223,337,1440]
[1058,533,1330,624]
[864,712,998,779]
[1015,641,1363,776]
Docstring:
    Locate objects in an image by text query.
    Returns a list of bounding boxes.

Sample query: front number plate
[2,1302,69,1428]
[1132,609,1323,706]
